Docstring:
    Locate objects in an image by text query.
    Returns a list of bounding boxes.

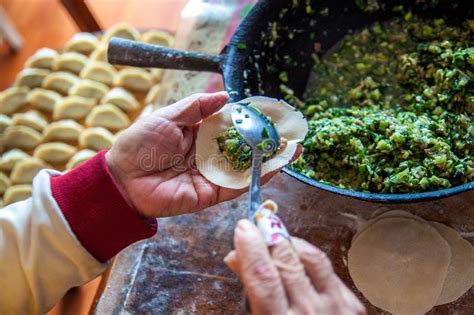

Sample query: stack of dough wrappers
[0,23,174,206]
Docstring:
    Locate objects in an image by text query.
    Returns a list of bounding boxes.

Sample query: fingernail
[237,219,253,231]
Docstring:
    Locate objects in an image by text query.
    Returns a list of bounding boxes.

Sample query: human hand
[106,92,301,218]
[224,218,366,315]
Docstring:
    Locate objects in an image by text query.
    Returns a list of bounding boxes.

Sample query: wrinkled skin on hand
[106,92,301,218]
[225,205,366,315]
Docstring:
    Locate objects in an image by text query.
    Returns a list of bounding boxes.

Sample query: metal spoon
[231,102,280,222]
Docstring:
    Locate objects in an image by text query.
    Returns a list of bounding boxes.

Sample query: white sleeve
[0,170,108,314]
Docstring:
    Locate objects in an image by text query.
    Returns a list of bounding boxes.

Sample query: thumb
[158,91,228,126]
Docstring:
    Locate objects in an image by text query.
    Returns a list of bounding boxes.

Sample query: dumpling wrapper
[101,87,139,113]
[69,79,109,99]
[114,68,152,92]
[66,149,96,170]
[27,88,62,113]
[89,43,108,62]
[63,32,99,55]
[196,96,308,189]
[12,111,48,132]
[79,127,115,151]
[42,71,80,95]
[4,125,42,150]
[431,222,474,305]
[4,184,32,205]
[0,172,11,194]
[25,48,58,69]
[102,23,140,42]
[140,30,174,47]
[53,96,95,121]
[53,52,89,74]
[348,217,451,315]
[34,142,76,164]
[0,114,13,133]
[145,84,161,106]
[14,68,50,88]
[43,119,84,143]
[11,157,48,184]
[0,149,30,172]
[80,61,117,86]
[85,104,130,131]
[0,86,30,115]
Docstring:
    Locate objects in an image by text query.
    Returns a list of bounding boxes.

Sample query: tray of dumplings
[0,23,174,206]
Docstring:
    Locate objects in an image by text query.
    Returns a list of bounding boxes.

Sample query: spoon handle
[248,151,263,221]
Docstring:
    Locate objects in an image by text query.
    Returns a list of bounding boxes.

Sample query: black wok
[108,0,474,203]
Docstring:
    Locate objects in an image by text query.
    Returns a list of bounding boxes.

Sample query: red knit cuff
[51,150,157,263]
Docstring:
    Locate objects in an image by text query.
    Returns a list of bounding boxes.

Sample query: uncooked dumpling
[53,96,95,121]
[0,114,13,133]
[0,149,30,172]
[27,88,62,113]
[80,61,117,85]
[79,127,115,151]
[0,172,11,194]
[196,96,308,189]
[34,142,76,164]
[89,43,108,62]
[4,184,32,205]
[66,149,96,170]
[63,32,99,55]
[25,48,58,69]
[102,23,140,42]
[42,71,80,95]
[85,104,130,131]
[101,87,139,113]
[114,68,152,92]
[431,222,474,305]
[12,111,48,132]
[0,87,30,115]
[4,125,42,150]
[140,30,174,47]
[53,52,89,74]
[14,68,50,88]
[43,119,84,143]
[144,84,161,105]
[69,79,109,99]
[10,157,48,184]
[348,217,451,315]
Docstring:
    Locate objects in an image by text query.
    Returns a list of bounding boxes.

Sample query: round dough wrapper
[10,157,48,184]
[42,71,79,95]
[43,119,84,143]
[27,88,62,113]
[34,142,76,164]
[0,86,30,115]
[63,33,98,55]
[4,184,32,205]
[430,222,474,305]
[0,114,13,133]
[66,149,96,170]
[145,84,161,106]
[348,217,451,315]
[196,96,308,189]
[89,43,108,62]
[102,23,140,42]
[12,111,48,132]
[80,61,117,86]
[53,96,96,121]
[69,79,109,99]
[79,127,115,151]
[0,149,30,172]
[4,125,42,150]
[101,87,139,113]
[140,30,174,47]
[53,52,89,74]
[14,68,50,88]
[25,48,58,69]
[114,68,152,92]
[85,104,130,131]
[0,172,11,194]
